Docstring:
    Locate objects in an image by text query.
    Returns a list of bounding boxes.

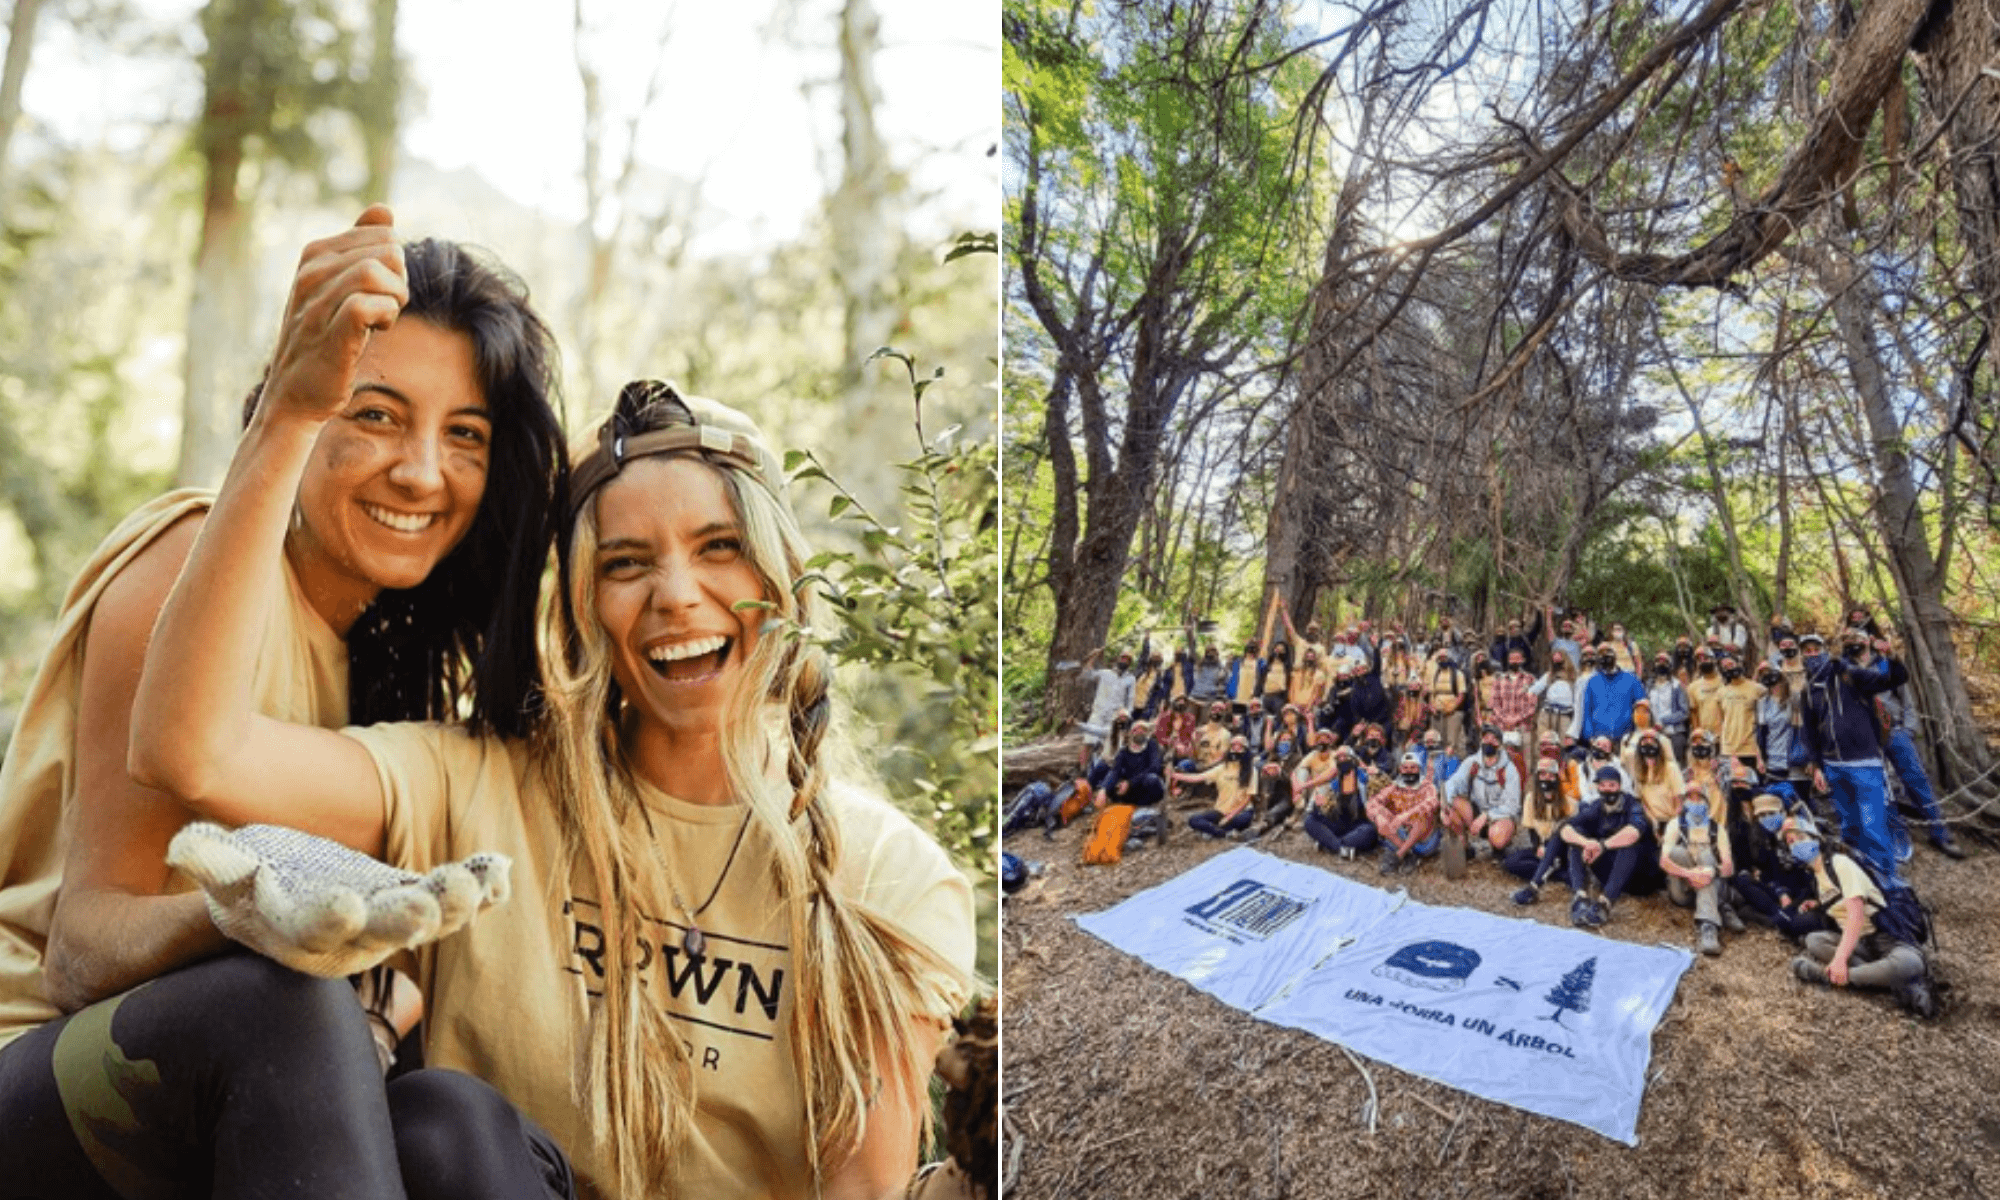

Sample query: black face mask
[1692,746,1714,759]
[1722,667,1742,681]
[1364,740,1382,755]
[1639,743,1661,758]
[1759,674,1781,688]
[1480,743,1501,758]
[1653,665,1671,676]
[1339,761,1355,773]
[1699,662,1715,674]
[1598,658,1618,673]
[1591,749,1610,762]
[1399,772,1419,786]
[1843,645,1865,661]
[1781,647,1798,659]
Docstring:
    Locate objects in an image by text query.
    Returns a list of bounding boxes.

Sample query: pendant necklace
[640,804,753,959]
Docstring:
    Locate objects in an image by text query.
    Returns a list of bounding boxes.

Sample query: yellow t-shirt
[1814,853,1883,937]
[0,490,347,1050]
[1287,664,1323,708]
[1687,675,1723,733]
[348,722,976,1200]
[1714,678,1767,757]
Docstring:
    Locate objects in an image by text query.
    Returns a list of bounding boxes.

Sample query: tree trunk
[362,0,400,202]
[1912,0,2000,333]
[1811,238,1996,797]
[0,0,44,202]
[177,131,256,487]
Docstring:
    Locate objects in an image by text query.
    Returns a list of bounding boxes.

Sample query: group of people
[0,211,976,1200]
[1051,593,1960,1018]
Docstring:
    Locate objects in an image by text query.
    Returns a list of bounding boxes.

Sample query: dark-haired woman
[125,212,973,1199]
[0,211,572,1197]
[1182,736,1257,838]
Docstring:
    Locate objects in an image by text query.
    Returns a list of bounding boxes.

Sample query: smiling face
[592,455,767,738]
[286,318,490,629]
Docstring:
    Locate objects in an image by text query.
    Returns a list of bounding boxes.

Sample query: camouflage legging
[0,952,570,1200]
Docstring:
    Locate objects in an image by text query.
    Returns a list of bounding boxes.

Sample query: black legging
[0,952,571,1200]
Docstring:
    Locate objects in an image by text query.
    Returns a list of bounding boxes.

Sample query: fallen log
[1003,736,1086,791]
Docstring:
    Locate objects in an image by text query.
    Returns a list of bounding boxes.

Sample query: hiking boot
[1512,884,1540,907]
[1379,849,1403,875]
[1894,975,1941,1019]
[1793,956,1829,986]
[1696,921,1722,956]
[1932,834,1967,861]
[1719,905,1746,934]
[1583,900,1609,929]
[1569,895,1593,928]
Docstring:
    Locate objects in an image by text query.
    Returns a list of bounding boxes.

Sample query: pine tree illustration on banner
[1542,956,1597,1028]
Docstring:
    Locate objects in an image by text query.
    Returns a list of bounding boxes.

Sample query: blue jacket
[1576,668,1648,744]
[1800,654,1906,764]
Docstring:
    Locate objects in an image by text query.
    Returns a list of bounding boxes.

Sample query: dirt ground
[1000,804,2000,1200]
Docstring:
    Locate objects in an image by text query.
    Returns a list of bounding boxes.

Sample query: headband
[569,380,785,522]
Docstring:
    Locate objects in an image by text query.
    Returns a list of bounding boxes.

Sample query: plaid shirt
[1488,669,1538,730]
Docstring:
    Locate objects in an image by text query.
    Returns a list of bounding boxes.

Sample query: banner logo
[1184,878,1309,941]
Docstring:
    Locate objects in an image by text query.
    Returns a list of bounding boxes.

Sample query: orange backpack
[1082,804,1134,865]
[1058,780,1093,826]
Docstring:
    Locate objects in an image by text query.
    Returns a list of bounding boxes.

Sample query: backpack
[1001,851,1030,894]
[1056,780,1092,826]
[1002,782,1054,837]
[1082,804,1135,865]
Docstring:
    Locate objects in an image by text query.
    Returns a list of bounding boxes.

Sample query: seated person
[1729,791,1826,941]
[1506,756,1576,886]
[1516,767,1660,928]
[1251,759,1297,837]
[1084,711,1132,793]
[1443,725,1523,855]
[1659,785,1739,956]
[1787,820,1932,1013]
[1302,744,1379,860]
[1366,751,1442,876]
[1625,726,1685,833]
[1292,728,1343,810]
[1183,736,1257,839]
[1098,720,1168,810]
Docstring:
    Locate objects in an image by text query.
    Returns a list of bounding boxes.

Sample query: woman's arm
[823,1022,949,1200]
[129,210,406,854]
[42,516,232,1010]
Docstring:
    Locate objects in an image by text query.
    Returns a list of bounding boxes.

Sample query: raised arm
[129,209,407,855]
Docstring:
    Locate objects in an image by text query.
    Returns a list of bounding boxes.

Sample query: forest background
[0,0,1000,973]
[1002,0,2000,820]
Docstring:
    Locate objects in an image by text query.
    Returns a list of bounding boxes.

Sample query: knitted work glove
[167,822,511,978]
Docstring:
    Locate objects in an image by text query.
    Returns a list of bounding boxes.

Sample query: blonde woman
[1624,726,1686,832]
[129,231,972,1199]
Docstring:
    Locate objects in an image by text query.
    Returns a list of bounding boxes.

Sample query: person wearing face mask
[1547,608,1585,678]
[1624,728,1686,832]
[1352,723,1395,777]
[1603,623,1641,675]
[1417,730,1460,791]
[1646,654,1691,762]
[1486,649,1539,741]
[1671,637,1697,683]
[1251,760,1299,840]
[1227,637,1269,747]
[1302,745,1381,861]
[1182,736,1259,840]
[1799,630,1910,886]
[1425,648,1470,755]
[1443,726,1524,860]
[1505,756,1578,890]
[1713,653,1767,770]
[1729,795,1826,941]
[1570,644,1648,746]
[1266,704,1310,769]
[1366,751,1441,874]
[1707,604,1751,657]
[1785,820,1931,1013]
[1190,643,1228,703]
[1756,666,1798,782]
[1082,720,1169,863]
[1292,729,1344,813]
[1769,635,1806,722]
[1289,644,1326,714]
[1529,649,1578,746]
[1524,768,1658,928]
[1659,785,1736,955]
[1686,649,1724,735]
[1488,612,1542,673]
[1157,696,1199,765]
[1065,646,1138,773]
[1132,649,1169,721]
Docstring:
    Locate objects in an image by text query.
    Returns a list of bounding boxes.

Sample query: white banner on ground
[1074,850,1691,1145]
[1258,898,1691,1145]
[1072,846,1401,1011]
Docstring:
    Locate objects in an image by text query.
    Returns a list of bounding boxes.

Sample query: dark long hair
[244,238,567,738]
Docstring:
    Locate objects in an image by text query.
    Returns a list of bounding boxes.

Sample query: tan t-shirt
[1688,674,1723,733]
[1714,678,1767,757]
[0,490,347,1050]
[349,722,976,1200]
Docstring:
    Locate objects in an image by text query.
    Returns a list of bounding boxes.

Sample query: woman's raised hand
[260,205,409,424]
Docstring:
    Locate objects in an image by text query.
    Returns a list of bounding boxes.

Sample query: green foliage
[786,350,998,976]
